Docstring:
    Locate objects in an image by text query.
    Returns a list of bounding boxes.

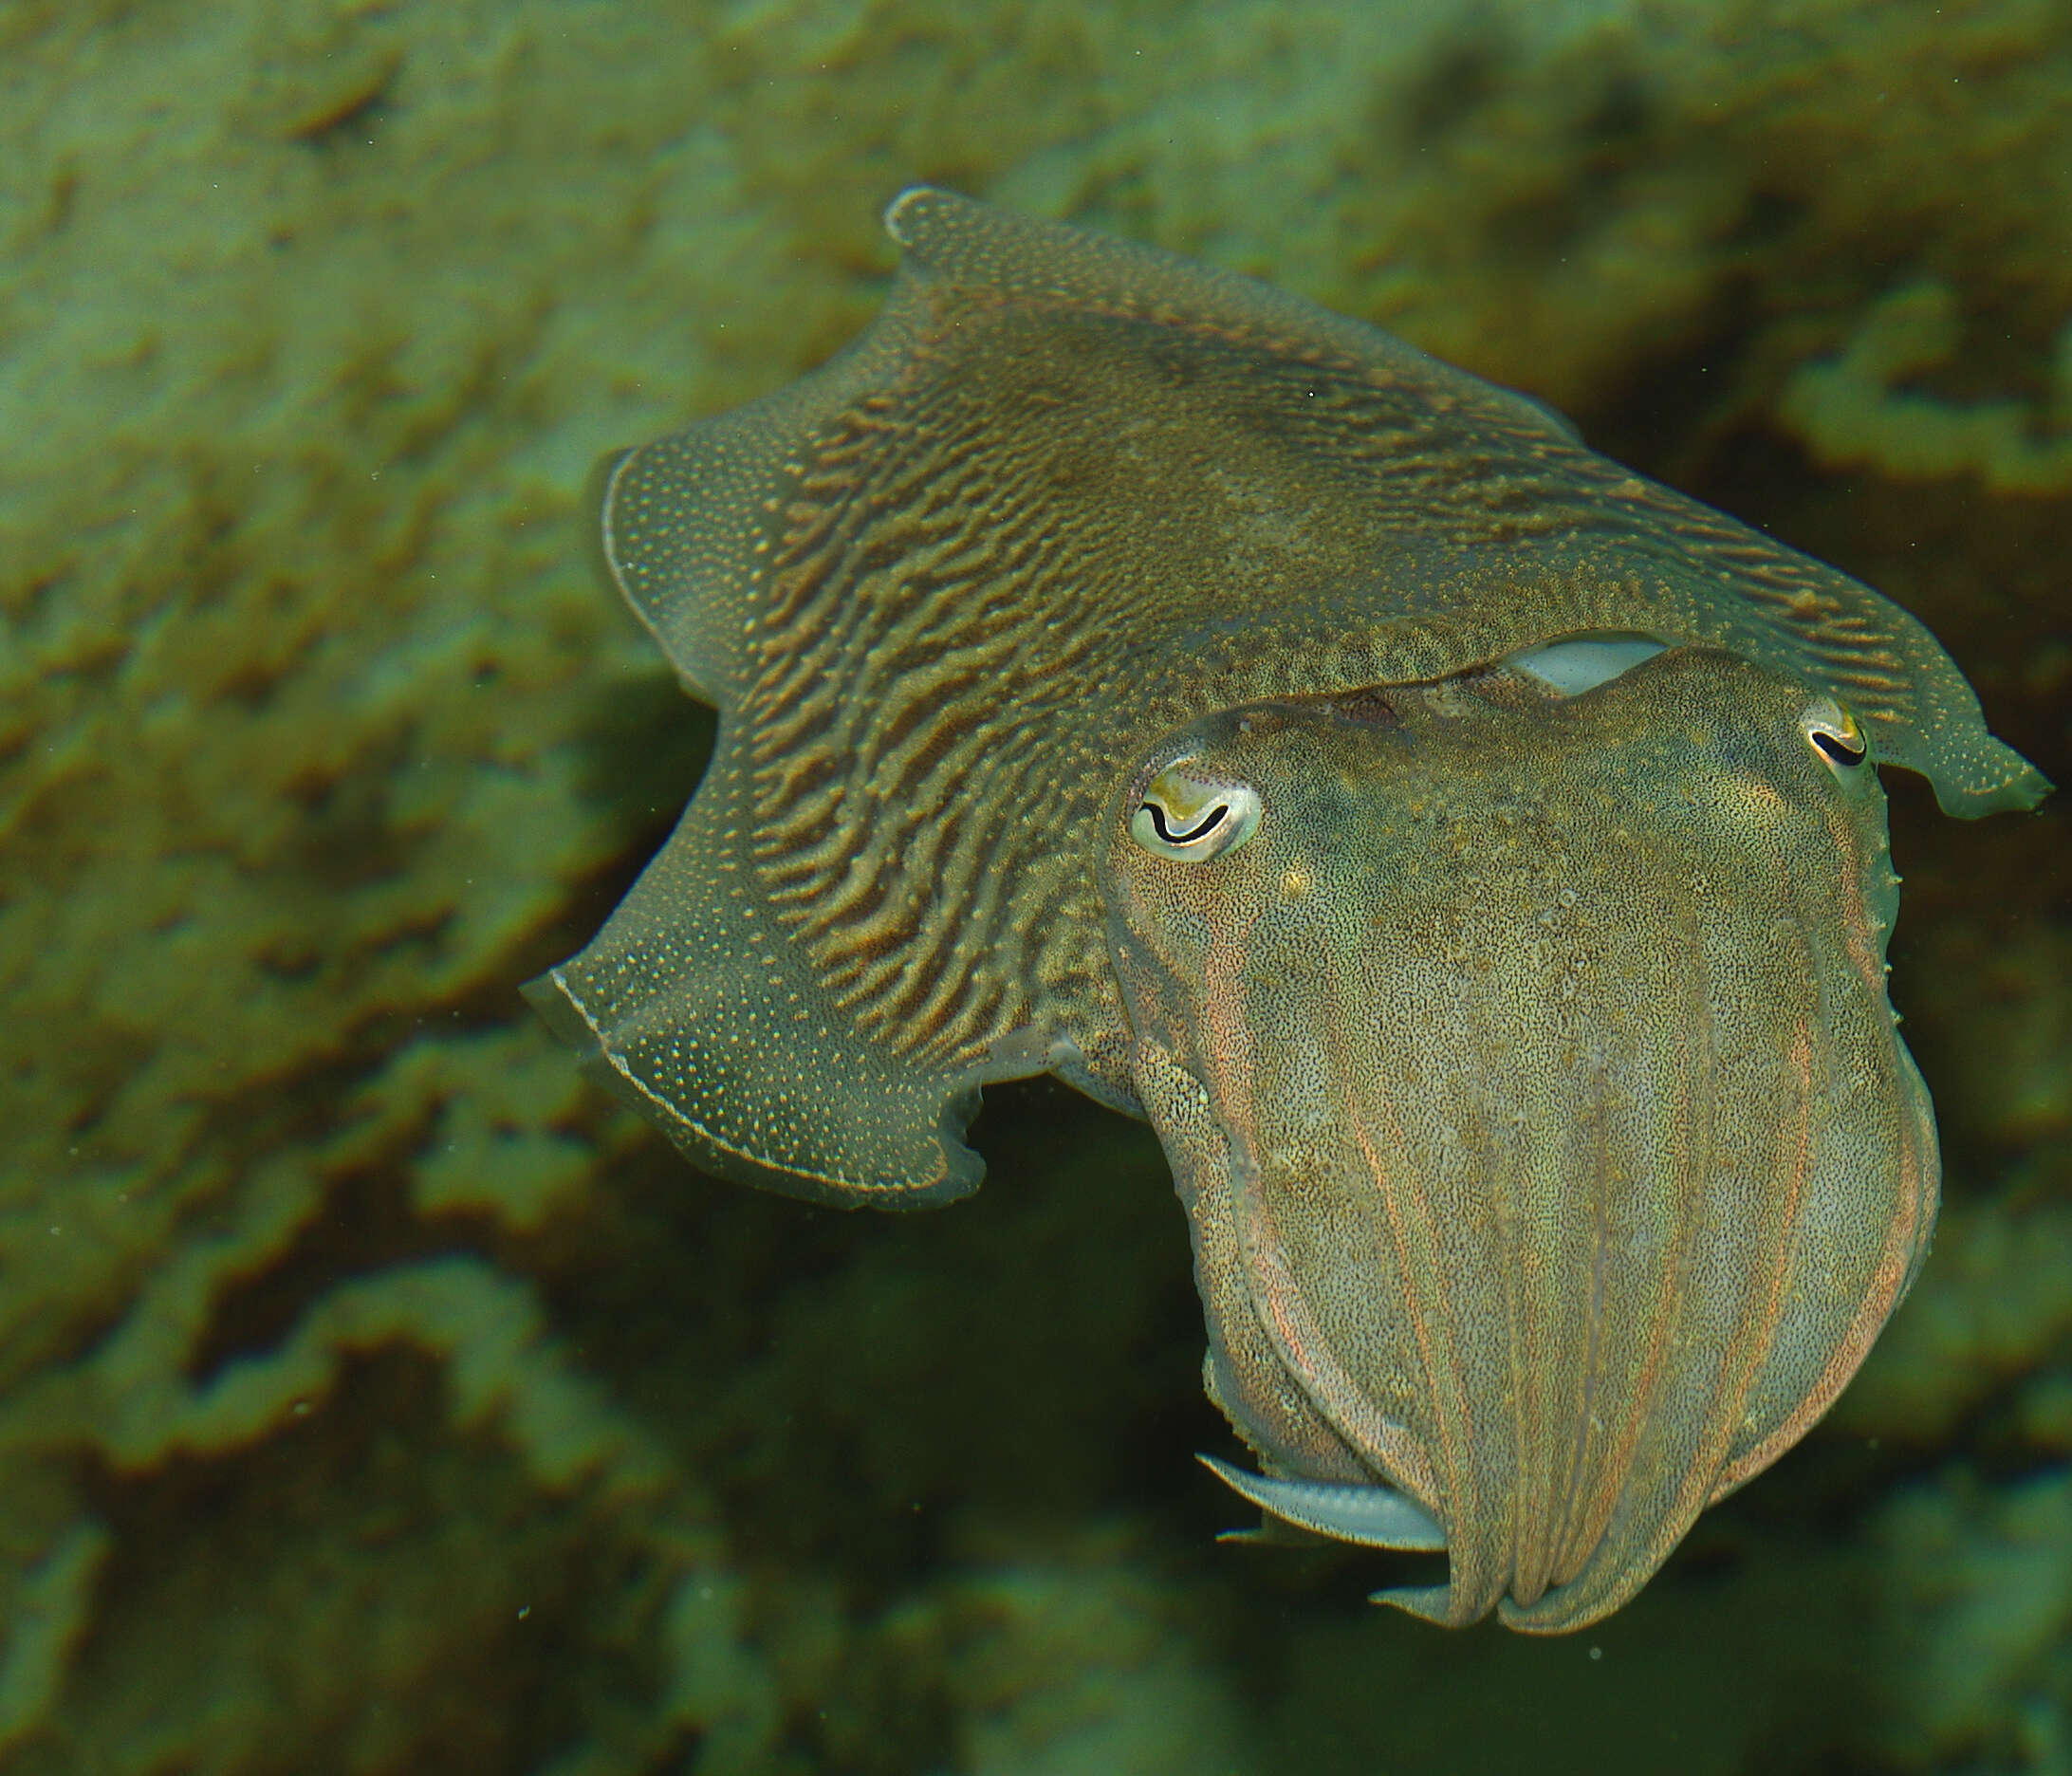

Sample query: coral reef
[2,0,2068,1769]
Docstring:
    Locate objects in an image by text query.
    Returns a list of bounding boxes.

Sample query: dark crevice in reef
[72,1346,678,1776]
[180,1164,477,1387]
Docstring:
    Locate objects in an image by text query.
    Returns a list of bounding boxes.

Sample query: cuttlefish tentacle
[1197,1454,1448,1551]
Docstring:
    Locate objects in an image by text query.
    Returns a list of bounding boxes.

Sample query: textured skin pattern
[1103,655,1937,1630]
[528,189,2045,1625]
[532,186,2040,1204]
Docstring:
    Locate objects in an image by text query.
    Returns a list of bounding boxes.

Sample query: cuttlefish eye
[1804,699,1868,772]
[1129,762,1262,861]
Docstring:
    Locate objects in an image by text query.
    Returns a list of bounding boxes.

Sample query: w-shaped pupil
[1811,730,1866,767]
[1144,801,1230,845]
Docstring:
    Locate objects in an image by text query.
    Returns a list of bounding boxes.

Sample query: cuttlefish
[529,188,2048,1631]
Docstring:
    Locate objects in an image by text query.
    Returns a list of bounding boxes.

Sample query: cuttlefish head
[1098,646,1936,1633]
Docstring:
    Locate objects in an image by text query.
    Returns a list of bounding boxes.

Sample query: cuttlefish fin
[1196,1453,1447,1551]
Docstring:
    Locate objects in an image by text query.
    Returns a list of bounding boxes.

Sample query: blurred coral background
[2,2,2068,1770]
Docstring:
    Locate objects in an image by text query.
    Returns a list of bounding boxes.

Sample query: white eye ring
[1129,764,1261,861]
[1804,701,1867,774]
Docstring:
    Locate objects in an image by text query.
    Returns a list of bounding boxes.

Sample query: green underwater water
[2,0,2070,1769]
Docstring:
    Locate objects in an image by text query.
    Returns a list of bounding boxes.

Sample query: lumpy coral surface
[2,1,2067,1770]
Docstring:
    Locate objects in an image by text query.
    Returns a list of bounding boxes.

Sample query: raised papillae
[528,187,2049,1631]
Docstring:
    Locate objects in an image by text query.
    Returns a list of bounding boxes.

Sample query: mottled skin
[530,188,2048,1631]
